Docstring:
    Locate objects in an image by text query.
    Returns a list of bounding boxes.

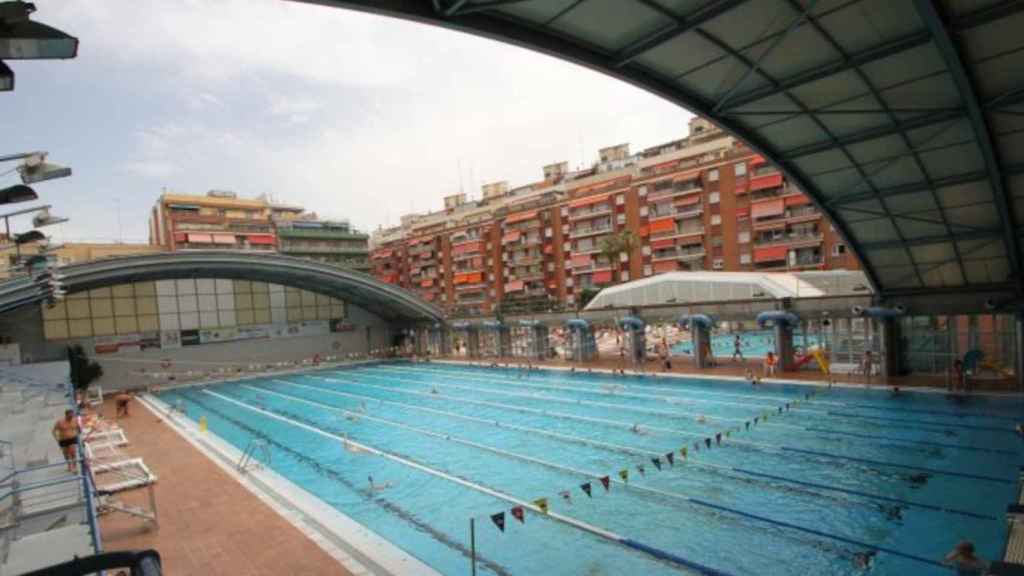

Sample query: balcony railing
[754,233,823,247]
[650,225,704,240]
[569,224,613,239]
[647,186,701,202]
[572,262,612,274]
[568,205,613,221]
[511,254,543,265]
[652,248,705,262]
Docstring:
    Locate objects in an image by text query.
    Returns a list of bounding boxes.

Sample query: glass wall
[899,314,1016,377]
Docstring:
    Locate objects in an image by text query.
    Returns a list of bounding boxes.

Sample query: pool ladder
[236,439,271,474]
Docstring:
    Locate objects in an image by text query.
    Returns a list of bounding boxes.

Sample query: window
[711,236,723,247]
[617,213,626,224]
[639,206,649,217]
[832,243,847,256]
[740,253,752,264]
[735,163,747,177]
[642,245,651,256]
[712,259,724,269]
[616,194,626,205]
[709,191,720,204]
[739,231,750,243]
[621,271,630,281]
[707,169,719,182]
[644,264,652,276]
[711,214,722,225]
[638,185,648,196]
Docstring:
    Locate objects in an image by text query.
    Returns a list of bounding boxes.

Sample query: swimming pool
[157,362,1022,575]
[672,329,820,358]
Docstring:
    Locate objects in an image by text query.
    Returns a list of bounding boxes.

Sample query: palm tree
[598,229,638,284]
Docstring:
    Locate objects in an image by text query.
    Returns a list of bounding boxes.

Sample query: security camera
[984,299,998,311]
[893,304,906,315]
[851,305,864,316]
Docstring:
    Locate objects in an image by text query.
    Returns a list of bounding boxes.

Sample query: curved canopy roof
[316,0,1024,296]
[584,270,870,308]
[0,251,444,322]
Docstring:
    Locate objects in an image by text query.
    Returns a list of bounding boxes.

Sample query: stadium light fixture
[0,2,78,60]
[17,152,70,184]
[32,206,66,227]
[14,229,44,244]
[0,60,11,91]
[0,184,36,204]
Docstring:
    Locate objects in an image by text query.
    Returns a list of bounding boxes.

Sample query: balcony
[451,251,484,262]
[569,224,613,239]
[572,262,612,275]
[279,244,368,255]
[509,271,545,282]
[647,185,701,203]
[754,233,823,248]
[277,228,368,241]
[650,225,704,241]
[652,248,706,262]
[568,205,613,221]
[510,254,543,265]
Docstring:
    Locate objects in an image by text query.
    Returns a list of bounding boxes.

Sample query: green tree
[598,229,639,284]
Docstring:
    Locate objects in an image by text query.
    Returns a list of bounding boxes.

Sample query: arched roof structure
[311,0,1024,297]
[0,251,445,322]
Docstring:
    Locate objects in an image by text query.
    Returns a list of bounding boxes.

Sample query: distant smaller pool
[672,330,820,358]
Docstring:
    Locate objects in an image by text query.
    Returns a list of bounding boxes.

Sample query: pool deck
[95,396,355,576]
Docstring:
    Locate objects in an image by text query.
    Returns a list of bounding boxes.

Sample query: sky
[2,0,694,243]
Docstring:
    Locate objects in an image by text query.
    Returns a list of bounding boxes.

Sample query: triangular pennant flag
[491,512,506,532]
[704,437,712,449]
[715,433,722,445]
[725,430,731,438]
[533,498,549,514]
[745,421,750,430]
[636,464,646,476]
[694,441,700,452]
[618,469,629,483]
[651,457,662,471]
[680,446,688,459]
[778,406,783,414]
[511,506,525,524]
[580,482,593,498]
[665,452,675,466]
[560,490,572,505]
[599,476,610,491]
[785,402,791,411]
[754,416,759,425]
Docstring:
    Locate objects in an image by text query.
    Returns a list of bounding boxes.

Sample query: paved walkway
[96,398,351,576]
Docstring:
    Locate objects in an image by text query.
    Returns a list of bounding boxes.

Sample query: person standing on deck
[52,409,80,472]
[731,334,744,363]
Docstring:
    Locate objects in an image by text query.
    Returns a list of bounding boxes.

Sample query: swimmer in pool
[367,475,393,492]
[697,415,707,424]
[630,423,648,436]
[345,412,360,423]
[852,550,876,570]
[431,386,440,395]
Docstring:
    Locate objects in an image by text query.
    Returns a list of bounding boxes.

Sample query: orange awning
[735,207,750,218]
[571,254,592,267]
[248,234,275,245]
[676,194,701,207]
[754,245,788,263]
[592,270,613,284]
[750,173,783,192]
[543,244,553,254]
[373,249,393,259]
[677,235,704,246]
[454,272,483,284]
[505,210,538,224]
[420,278,434,287]
[751,199,785,219]
[212,234,235,245]
[505,280,524,292]
[502,230,521,243]
[653,260,678,273]
[173,232,187,243]
[451,241,484,256]
[187,233,212,243]
[569,193,611,209]
[650,238,676,250]
[785,195,811,207]
[750,155,767,166]
[649,217,675,234]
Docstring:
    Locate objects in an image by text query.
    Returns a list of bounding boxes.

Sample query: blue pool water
[158,362,1023,575]
[672,330,822,358]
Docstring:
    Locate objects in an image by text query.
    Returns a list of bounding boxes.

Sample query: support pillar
[1016,314,1024,392]
[466,327,480,359]
[498,327,512,358]
[531,324,549,360]
[879,318,901,378]
[775,324,794,372]
[693,326,710,369]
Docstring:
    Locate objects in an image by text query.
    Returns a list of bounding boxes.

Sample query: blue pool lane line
[825,411,1013,433]
[314,374,1014,485]
[265,378,997,521]
[801,427,1018,455]
[202,388,737,576]
[221,384,958,572]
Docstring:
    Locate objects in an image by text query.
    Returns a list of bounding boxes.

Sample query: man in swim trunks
[52,409,80,472]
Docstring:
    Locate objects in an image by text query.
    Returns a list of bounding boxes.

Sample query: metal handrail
[0,473,83,503]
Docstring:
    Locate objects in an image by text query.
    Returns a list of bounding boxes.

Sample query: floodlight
[0,60,10,91]
[32,207,66,227]
[14,229,43,244]
[0,3,78,60]
[17,153,70,184]
[0,184,36,204]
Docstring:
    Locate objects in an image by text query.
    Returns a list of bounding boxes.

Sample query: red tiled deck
[96,398,351,576]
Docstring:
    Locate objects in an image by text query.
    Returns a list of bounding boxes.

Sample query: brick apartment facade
[371,118,859,316]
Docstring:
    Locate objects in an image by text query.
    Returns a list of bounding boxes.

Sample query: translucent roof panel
[584,270,872,309]
[320,0,1024,296]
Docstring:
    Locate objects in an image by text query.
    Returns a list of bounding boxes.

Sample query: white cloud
[119,160,175,179]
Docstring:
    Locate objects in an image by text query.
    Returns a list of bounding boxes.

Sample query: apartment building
[370,117,858,315]
[149,191,370,272]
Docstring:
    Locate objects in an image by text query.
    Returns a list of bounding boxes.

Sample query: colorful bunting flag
[560,490,572,505]
[785,402,791,411]
[725,430,731,438]
[745,421,751,430]
[636,464,646,476]
[715,433,722,445]
[618,469,629,483]
[652,457,662,470]
[680,446,688,459]
[599,476,610,491]
[580,482,593,498]
[491,512,506,532]
[511,506,525,524]
[665,452,675,466]
[704,437,712,449]
[778,406,783,414]
[533,498,549,514]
